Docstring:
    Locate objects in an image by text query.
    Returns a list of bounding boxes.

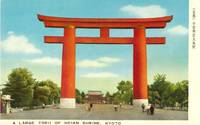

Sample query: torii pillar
[38,15,172,108]
[133,27,148,106]
[60,26,76,108]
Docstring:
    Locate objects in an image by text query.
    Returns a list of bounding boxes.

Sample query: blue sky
[0,0,188,93]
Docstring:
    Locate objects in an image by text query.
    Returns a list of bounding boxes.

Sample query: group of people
[141,103,155,115]
[86,102,155,114]
[86,103,121,111]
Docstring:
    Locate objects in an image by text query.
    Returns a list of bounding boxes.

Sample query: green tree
[81,91,86,103]
[113,92,121,104]
[33,85,50,105]
[148,88,160,105]
[105,91,113,104]
[174,80,188,107]
[3,68,35,107]
[76,89,82,104]
[114,81,133,104]
[149,74,188,108]
[149,74,174,107]
[33,80,60,106]
[39,80,60,104]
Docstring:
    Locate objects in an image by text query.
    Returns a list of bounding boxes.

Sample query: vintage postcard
[0,0,200,125]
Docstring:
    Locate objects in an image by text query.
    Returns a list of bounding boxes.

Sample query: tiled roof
[87,91,102,95]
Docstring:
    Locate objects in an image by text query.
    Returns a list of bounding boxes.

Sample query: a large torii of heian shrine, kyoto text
[38,14,173,108]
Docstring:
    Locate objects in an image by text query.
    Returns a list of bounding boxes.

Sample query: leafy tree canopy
[3,68,35,107]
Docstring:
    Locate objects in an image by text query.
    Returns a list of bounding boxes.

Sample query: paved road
[0,104,188,120]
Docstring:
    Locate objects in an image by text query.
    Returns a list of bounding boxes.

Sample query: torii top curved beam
[38,14,173,28]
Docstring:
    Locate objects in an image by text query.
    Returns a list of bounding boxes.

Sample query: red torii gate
[38,14,172,108]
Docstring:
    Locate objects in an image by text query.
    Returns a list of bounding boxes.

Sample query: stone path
[0,104,188,120]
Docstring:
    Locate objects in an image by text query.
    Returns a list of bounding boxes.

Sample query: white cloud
[77,57,122,68]
[77,60,107,68]
[0,33,41,54]
[167,25,188,35]
[26,57,61,66]
[80,72,119,78]
[97,57,121,63]
[26,56,121,67]
[8,31,14,35]
[120,5,167,18]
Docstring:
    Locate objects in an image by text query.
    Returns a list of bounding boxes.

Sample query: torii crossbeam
[38,14,172,108]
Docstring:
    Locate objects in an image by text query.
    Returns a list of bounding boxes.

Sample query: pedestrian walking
[42,103,45,109]
[141,103,145,112]
[150,104,155,115]
[88,103,93,111]
[90,103,93,108]
[114,104,118,111]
